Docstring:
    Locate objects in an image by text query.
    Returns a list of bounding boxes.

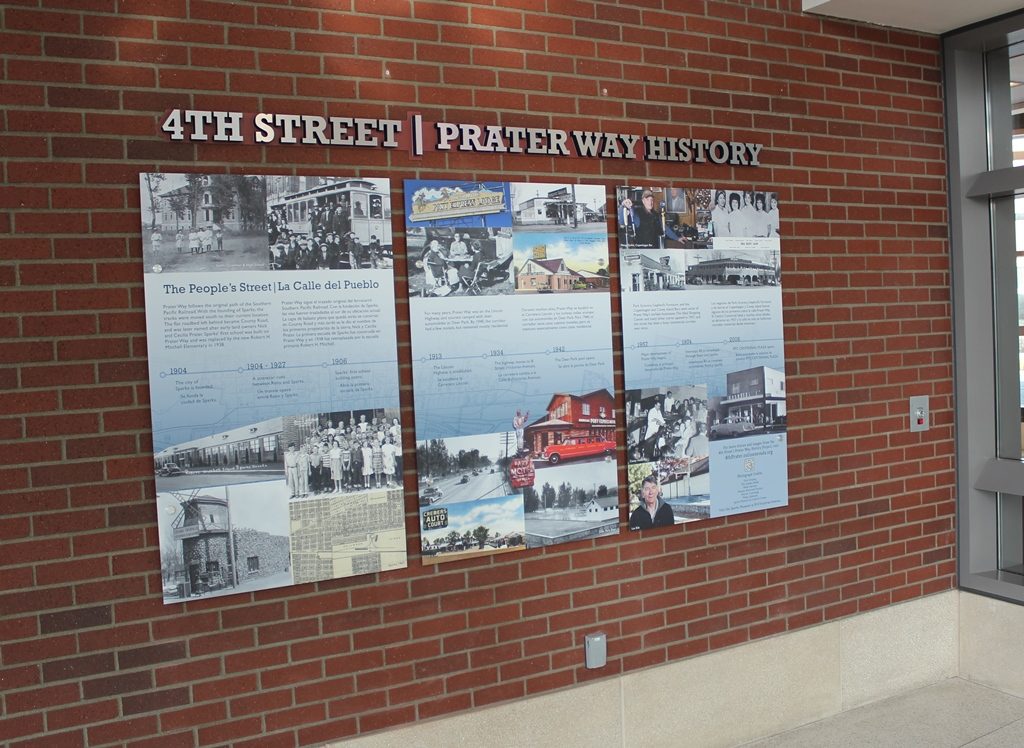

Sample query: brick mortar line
[0,589,951,692]
[3,49,943,80]
[12,14,941,56]
[1,53,945,78]
[0,530,955,609]
[0,553,951,609]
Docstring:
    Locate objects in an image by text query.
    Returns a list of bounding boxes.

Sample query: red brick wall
[0,1,954,745]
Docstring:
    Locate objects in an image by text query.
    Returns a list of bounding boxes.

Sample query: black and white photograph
[407,226,515,298]
[521,459,619,547]
[157,482,292,602]
[625,384,711,527]
[288,409,404,498]
[620,248,690,292]
[706,366,787,441]
[153,416,286,494]
[153,409,403,500]
[265,176,393,271]
[685,246,780,288]
[139,172,268,274]
[415,432,516,507]
[708,189,781,239]
[625,384,709,464]
[617,185,713,251]
[510,182,606,230]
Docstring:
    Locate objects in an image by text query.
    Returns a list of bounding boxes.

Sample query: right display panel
[616,185,788,529]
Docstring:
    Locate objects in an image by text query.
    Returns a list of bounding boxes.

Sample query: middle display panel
[404,180,621,564]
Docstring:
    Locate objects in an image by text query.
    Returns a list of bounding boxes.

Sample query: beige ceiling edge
[802,0,1024,35]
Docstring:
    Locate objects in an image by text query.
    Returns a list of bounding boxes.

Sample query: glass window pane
[1018,195,1024,433]
[1016,196,1024,454]
[1014,46,1024,164]
[992,195,1024,458]
[949,7,1024,604]
[996,42,1024,164]
[999,493,1024,578]
[986,42,1024,169]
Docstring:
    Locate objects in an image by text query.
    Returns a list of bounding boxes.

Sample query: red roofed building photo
[516,256,575,291]
[523,389,617,462]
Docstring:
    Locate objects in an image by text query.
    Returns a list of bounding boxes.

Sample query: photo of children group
[139,172,269,274]
[283,409,403,498]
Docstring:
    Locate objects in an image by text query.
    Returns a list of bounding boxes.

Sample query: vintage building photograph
[153,416,285,493]
[521,389,617,466]
[510,182,605,229]
[157,482,292,603]
[707,366,787,440]
[686,248,781,288]
[521,459,619,546]
[139,172,268,274]
[419,494,527,564]
[513,230,610,293]
[620,248,690,292]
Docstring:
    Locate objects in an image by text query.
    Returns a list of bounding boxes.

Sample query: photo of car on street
[415,431,517,506]
[519,389,618,471]
[706,366,787,441]
[536,437,616,465]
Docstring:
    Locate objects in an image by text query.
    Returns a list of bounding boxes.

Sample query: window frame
[946,10,1024,602]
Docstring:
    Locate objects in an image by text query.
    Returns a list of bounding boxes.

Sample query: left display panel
[139,173,406,603]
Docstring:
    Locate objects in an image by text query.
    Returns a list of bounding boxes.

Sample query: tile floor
[745,678,1024,747]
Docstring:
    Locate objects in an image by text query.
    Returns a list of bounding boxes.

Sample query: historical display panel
[140,173,406,601]
[405,180,621,563]
[616,184,788,529]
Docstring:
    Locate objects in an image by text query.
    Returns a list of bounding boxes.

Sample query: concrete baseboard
[960,590,1024,697]
[336,590,960,747]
